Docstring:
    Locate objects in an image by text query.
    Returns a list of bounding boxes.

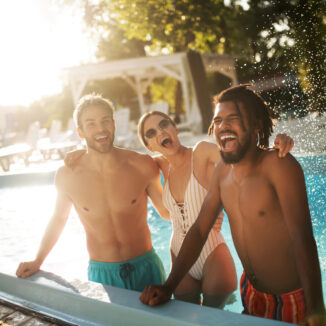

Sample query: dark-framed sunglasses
[144,119,172,139]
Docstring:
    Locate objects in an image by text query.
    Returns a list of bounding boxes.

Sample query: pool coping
[0,272,289,326]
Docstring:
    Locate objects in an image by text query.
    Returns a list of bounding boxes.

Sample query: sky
[0,0,250,108]
[0,0,96,107]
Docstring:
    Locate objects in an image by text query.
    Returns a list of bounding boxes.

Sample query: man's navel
[258,210,265,217]
[83,207,89,212]
[131,199,136,204]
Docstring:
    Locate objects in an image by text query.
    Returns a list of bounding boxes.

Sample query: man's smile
[218,132,238,152]
[95,135,109,143]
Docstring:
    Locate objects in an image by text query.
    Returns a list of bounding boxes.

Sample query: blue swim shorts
[88,248,166,292]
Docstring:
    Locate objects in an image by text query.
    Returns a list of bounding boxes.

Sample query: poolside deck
[0,300,71,326]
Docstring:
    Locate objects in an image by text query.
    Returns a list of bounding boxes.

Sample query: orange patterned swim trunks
[240,271,306,324]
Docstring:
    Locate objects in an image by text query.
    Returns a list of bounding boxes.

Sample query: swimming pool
[0,154,325,314]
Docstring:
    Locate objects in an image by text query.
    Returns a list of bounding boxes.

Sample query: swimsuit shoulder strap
[191,148,194,173]
[167,161,172,180]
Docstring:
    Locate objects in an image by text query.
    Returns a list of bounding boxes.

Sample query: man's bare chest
[220,174,279,221]
[67,171,148,213]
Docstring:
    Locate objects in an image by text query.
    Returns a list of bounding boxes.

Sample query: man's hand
[212,211,224,233]
[299,312,326,326]
[139,284,173,306]
[64,149,86,168]
[16,261,41,278]
[273,133,294,158]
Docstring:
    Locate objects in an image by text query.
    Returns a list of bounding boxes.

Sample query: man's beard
[220,133,251,164]
[85,135,114,154]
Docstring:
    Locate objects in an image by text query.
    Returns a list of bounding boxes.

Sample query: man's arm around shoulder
[16,167,73,278]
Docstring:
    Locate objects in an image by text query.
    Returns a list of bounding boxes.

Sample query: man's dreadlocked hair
[208,84,274,149]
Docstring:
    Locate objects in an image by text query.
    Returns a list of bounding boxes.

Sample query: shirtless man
[140,85,325,325]
[16,94,169,292]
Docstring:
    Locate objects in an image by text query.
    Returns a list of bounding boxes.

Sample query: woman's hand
[273,133,294,158]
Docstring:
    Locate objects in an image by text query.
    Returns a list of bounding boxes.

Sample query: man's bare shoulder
[137,152,158,175]
[120,148,152,164]
[56,164,72,177]
[121,149,158,175]
[55,165,73,188]
[262,149,298,165]
[261,149,303,177]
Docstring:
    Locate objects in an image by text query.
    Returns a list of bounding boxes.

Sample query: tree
[77,0,247,55]
[77,0,250,122]
[61,0,326,114]
[242,0,326,111]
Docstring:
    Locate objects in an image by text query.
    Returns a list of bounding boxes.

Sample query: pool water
[0,154,325,314]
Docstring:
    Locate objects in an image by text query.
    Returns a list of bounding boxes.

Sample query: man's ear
[254,119,262,134]
[253,120,262,144]
[77,127,84,139]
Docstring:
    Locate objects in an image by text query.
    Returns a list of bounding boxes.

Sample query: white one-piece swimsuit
[162,152,225,280]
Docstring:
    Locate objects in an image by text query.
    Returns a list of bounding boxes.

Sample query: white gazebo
[65,52,238,132]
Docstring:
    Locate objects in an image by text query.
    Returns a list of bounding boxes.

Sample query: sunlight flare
[0,1,96,106]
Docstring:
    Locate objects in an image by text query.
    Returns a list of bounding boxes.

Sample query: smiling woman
[0,0,96,106]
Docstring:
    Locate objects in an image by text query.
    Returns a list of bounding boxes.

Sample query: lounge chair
[114,108,140,148]
[175,100,202,135]
[0,121,40,172]
[38,119,81,160]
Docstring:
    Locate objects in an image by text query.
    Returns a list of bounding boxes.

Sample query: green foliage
[84,0,248,55]
[239,0,326,111]
[82,78,141,120]
[150,77,180,113]
[23,85,74,132]
[37,0,326,129]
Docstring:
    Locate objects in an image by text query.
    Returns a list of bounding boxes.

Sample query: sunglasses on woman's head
[144,119,172,139]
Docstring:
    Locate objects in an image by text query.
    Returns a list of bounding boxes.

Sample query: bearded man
[140,85,325,326]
